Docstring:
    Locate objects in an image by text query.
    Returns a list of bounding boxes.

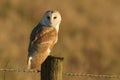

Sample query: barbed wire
[0,68,40,73]
[63,72,120,78]
[0,68,120,79]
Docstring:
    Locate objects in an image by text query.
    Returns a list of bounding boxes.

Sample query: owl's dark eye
[47,16,50,20]
[53,16,57,19]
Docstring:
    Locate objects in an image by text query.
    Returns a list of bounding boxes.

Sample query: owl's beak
[49,20,52,25]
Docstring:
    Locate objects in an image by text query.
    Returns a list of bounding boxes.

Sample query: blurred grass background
[0,0,120,80]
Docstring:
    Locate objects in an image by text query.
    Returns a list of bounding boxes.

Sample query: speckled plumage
[27,10,61,69]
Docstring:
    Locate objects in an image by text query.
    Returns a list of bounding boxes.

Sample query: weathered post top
[41,55,64,80]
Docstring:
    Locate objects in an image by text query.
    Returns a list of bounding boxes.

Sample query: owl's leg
[27,56,32,69]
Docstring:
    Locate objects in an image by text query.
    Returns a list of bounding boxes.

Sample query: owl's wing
[27,24,58,69]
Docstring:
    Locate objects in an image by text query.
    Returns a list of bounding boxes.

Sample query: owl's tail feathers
[27,56,32,69]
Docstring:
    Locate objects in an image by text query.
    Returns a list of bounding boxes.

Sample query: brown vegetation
[0,0,120,80]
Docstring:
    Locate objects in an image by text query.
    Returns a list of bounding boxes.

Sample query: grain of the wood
[41,56,64,80]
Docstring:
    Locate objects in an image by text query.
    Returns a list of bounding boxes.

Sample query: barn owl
[27,10,62,69]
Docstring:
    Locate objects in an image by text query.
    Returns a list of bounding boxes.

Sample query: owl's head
[40,10,62,32]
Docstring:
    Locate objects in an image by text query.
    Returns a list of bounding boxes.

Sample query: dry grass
[0,0,120,80]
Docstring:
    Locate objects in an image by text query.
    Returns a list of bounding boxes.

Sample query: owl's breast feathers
[27,24,58,69]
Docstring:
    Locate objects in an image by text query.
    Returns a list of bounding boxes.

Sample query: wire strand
[0,69,40,73]
[64,72,120,78]
[0,68,120,79]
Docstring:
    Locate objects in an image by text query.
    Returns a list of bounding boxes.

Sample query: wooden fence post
[41,56,64,80]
